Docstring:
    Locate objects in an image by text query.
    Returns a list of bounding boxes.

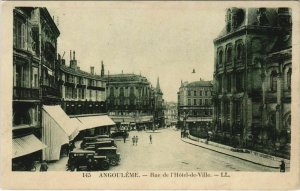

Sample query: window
[199,90,202,96]
[188,91,191,96]
[236,73,244,92]
[120,87,124,96]
[31,67,38,88]
[271,71,277,92]
[218,50,223,66]
[205,99,208,105]
[110,87,114,97]
[199,99,203,105]
[236,44,243,60]
[130,87,134,96]
[218,77,223,93]
[194,91,197,96]
[226,47,232,63]
[14,18,27,49]
[193,99,197,105]
[287,68,291,90]
[227,74,231,92]
[205,91,208,96]
[188,99,191,106]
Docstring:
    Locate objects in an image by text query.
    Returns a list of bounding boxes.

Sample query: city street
[111,128,276,172]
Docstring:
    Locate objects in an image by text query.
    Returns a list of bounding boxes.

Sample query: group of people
[132,135,139,146]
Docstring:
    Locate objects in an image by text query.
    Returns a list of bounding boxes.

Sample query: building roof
[104,73,150,84]
[60,64,105,81]
[185,80,213,88]
[216,8,279,39]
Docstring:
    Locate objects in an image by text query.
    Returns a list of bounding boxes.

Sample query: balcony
[13,87,39,100]
[41,85,60,98]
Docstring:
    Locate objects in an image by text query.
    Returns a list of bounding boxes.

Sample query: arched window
[287,68,291,90]
[226,47,232,62]
[218,50,223,65]
[270,71,278,92]
[236,44,243,60]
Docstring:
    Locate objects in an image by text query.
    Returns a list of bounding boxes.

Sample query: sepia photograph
[1,1,300,190]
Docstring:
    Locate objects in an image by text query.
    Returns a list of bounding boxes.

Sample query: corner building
[177,80,213,137]
[213,8,291,157]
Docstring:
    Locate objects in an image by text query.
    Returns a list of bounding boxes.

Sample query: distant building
[153,78,165,128]
[105,73,154,130]
[213,8,291,157]
[164,102,177,126]
[177,80,213,137]
[57,52,107,116]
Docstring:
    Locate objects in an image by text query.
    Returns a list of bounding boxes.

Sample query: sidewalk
[181,135,290,170]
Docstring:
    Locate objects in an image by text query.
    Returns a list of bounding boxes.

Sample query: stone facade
[57,52,107,116]
[13,7,60,137]
[12,7,60,167]
[213,8,291,158]
[177,80,213,138]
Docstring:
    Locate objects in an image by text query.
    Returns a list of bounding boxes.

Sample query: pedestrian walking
[135,136,139,146]
[149,135,152,144]
[132,136,135,146]
[123,134,126,143]
[280,160,286,172]
[40,160,48,172]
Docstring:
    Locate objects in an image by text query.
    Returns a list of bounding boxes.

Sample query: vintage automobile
[80,135,111,148]
[110,130,129,138]
[83,140,117,150]
[96,147,120,166]
[67,150,110,171]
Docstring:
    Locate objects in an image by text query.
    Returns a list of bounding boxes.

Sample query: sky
[48,2,226,102]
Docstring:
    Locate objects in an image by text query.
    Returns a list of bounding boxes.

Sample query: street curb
[181,138,280,169]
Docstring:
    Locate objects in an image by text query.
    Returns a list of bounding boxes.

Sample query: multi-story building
[177,80,213,137]
[12,7,60,169]
[213,8,291,157]
[57,52,107,115]
[164,102,177,127]
[105,73,155,130]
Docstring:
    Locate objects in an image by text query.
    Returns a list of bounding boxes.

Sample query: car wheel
[70,165,76,171]
[110,158,118,166]
[101,161,110,170]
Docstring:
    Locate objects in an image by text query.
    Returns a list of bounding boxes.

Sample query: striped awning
[12,134,47,159]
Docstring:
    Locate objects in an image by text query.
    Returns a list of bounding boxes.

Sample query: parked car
[80,135,111,148]
[110,131,129,138]
[67,150,110,171]
[83,140,117,150]
[96,147,120,166]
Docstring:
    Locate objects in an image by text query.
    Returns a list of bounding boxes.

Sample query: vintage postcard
[0,0,299,190]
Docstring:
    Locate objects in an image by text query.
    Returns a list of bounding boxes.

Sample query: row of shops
[12,105,115,170]
[111,115,154,131]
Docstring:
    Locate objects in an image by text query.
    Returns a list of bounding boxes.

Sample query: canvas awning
[42,105,79,160]
[77,115,115,131]
[12,134,47,159]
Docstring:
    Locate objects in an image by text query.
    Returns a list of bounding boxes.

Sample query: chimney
[90,66,95,75]
[73,51,76,60]
[70,50,72,61]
